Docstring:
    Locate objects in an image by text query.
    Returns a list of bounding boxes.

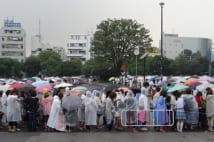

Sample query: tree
[0,58,22,78]
[91,18,152,75]
[81,56,110,78]
[38,51,62,76]
[23,56,41,77]
[60,59,82,76]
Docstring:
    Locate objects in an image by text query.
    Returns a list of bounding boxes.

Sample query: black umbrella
[62,95,81,111]
[16,84,35,92]
[104,84,121,92]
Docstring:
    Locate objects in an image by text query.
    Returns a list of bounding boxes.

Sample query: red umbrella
[9,82,25,89]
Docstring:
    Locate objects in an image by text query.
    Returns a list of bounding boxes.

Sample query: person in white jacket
[84,91,98,131]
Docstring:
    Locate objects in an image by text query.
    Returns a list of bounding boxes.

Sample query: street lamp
[160,2,165,81]
[134,46,139,77]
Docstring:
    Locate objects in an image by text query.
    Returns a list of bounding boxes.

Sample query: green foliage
[81,56,110,78]
[38,51,62,76]
[91,18,153,74]
[60,59,82,76]
[0,58,22,78]
[23,56,41,76]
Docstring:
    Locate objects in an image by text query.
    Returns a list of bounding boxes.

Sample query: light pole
[134,46,139,77]
[160,2,164,81]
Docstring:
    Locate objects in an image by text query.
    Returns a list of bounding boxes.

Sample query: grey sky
[0,0,213,51]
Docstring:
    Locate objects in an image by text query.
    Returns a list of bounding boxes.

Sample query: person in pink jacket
[40,89,53,130]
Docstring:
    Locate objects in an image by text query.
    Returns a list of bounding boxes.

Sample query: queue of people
[0,81,214,133]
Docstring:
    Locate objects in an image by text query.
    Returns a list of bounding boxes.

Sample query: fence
[121,109,174,127]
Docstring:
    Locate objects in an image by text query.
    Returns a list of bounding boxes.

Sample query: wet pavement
[1,131,214,142]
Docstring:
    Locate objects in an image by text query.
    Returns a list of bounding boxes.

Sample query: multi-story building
[31,35,66,61]
[0,20,26,62]
[31,34,51,56]
[52,46,67,61]
[67,34,93,63]
[161,33,212,60]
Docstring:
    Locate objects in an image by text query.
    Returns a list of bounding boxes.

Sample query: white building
[67,34,93,63]
[0,20,26,62]
[31,34,51,56]
[162,34,184,59]
[161,33,212,60]
[52,46,67,61]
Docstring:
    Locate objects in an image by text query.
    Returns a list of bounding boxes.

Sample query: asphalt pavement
[1,131,214,142]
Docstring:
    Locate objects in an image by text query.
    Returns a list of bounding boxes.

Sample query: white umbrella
[54,83,73,88]
[196,83,214,91]
[0,84,10,92]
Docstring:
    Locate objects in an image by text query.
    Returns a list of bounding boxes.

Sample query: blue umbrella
[32,81,49,87]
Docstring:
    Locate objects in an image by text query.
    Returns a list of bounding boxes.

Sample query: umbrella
[167,84,189,93]
[62,95,81,111]
[9,82,25,89]
[26,77,36,82]
[104,84,121,92]
[89,86,102,92]
[0,85,10,91]
[108,77,115,81]
[118,87,129,92]
[54,83,73,89]
[189,82,202,90]
[16,84,35,92]
[71,86,88,94]
[36,84,52,92]
[70,90,81,96]
[196,84,214,91]
[32,81,49,87]
[185,78,198,85]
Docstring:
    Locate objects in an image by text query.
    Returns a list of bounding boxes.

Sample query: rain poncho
[153,96,169,125]
[6,95,21,122]
[182,94,199,125]
[206,95,214,117]
[84,91,97,126]
[47,95,65,131]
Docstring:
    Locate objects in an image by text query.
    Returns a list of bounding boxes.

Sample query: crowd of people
[0,80,214,133]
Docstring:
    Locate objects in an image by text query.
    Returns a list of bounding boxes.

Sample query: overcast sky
[0,0,213,51]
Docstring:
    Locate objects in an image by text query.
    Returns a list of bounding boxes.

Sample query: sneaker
[140,127,148,131]
[16,128,21,132]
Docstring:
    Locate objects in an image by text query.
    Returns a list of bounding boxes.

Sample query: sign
[4,22,21,27]
[134,46,139,55]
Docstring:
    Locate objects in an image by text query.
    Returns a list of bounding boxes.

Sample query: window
[16,30,21,34]
[2,37,4,41]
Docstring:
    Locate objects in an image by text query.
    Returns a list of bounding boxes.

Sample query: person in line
[84,91,98,131]
[40,89,53,131]
[105,91,116,131]
[25,90,39,131]
[47,92,65,132]
[205,87,214,132]
[0,91,3,129]
[182,88,199,130]
[6,89,21,132]
[153,90,168,132]
[175,91,186,132]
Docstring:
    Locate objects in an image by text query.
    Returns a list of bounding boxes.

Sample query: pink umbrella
[35,84,52,92]
[70,90,80,96]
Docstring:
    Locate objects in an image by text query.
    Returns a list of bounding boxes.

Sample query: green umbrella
[26,77,36,82]
[167,84,188,93]
[108,77,115,81]
[71,86,88,94]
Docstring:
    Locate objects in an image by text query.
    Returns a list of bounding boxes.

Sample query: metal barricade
[121,109,174,127]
